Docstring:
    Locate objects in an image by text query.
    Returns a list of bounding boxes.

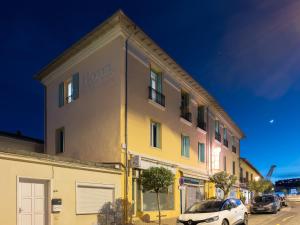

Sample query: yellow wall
[240,159,262,181]
[0,152,122,225]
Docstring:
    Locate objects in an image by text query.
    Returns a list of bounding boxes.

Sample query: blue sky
[1,0,300,180]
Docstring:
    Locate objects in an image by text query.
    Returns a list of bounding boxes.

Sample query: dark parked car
[250,194,281,214]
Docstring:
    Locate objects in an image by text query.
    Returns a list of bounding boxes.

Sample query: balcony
[197,120,207,131]
[148,87,165,107]
[232,145,237,153]
[215,132,221,142]
[180,111,192,123]
[223,139,228,147]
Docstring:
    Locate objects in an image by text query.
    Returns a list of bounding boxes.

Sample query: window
[232,161,236,175]
[181,135,190,157]
[198,143,205,162]
[231,135,237,153]
[246,172,249,182]
[212,147,221,170]
[58,73,79,107]
[223,128,228,147]
[180,92,191,122]
[240,168,243,182]
[251,173,253,181]
[142,184,174,211]
[215,120,221,141]
[149,69,165,106]
[224,156,227,171]
[56,127,64,153]
[150,69,162,93]
[76,183,114,214]
[197,106,206,130]
[150,121,161,148]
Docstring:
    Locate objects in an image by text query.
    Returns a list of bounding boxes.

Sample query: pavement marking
[282,215,295,222]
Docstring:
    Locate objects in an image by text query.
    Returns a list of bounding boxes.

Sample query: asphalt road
[248,201,300,225]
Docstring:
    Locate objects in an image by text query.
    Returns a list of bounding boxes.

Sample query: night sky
[1,0,300,180]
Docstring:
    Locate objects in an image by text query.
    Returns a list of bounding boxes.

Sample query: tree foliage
[248,179,273,196]
[209,171,237,199]
[139,167,174,225]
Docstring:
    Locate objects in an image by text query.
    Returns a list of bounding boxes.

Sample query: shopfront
[180,177,205,213]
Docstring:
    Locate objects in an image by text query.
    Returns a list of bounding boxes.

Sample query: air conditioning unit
[131,155,141,168]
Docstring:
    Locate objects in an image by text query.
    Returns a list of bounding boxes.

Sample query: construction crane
[266,165,276,180]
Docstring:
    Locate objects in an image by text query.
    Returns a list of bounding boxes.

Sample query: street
[249,201,300,225]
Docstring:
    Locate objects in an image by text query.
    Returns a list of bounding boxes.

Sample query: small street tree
[139,167,174,225]
[209,171,237,199]
[248,179,273,196]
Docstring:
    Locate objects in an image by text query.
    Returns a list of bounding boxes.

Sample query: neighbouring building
[0,148,122,225]
[0,130,44,153]
[275,178,300,195]
[239,158,263,204]
[35,10,244,223]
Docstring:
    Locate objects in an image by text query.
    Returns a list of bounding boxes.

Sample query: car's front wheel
[222,219,229,225]
[243,213,248,225]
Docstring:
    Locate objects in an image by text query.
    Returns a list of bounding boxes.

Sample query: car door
[229,199,240,224]
[222,200,236,224]
[232,199,245,223]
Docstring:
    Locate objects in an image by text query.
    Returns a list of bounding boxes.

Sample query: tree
[248,179,273,196]
[209,171,237,199]
[139,167,174,225]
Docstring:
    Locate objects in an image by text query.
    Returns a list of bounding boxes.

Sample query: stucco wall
[0,151,122,225]
[45,36,124,163]
[127,52,208,172]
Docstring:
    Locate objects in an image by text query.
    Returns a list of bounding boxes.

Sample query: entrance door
[18,178,48,225]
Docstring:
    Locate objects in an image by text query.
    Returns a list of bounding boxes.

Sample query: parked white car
[177,199,248,225]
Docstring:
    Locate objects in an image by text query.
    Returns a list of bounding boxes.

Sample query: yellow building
[0,148,122,225]
[239,158,263,204]
[36,10,245,223]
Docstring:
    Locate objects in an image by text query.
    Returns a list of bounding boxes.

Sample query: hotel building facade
[36,10,244,222]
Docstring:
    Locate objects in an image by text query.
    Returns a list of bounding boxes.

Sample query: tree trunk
[156,192,161,225]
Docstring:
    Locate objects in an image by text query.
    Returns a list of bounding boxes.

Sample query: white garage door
[18,178,48,225]
[76,183,115,214]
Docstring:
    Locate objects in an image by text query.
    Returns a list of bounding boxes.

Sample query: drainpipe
[124,25,137,225]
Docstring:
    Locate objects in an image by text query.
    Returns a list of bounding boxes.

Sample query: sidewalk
[134,217,177,225]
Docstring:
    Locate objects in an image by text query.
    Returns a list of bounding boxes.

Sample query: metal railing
[180,111,192,123]
[232,145,237,153]
[223,139,229,147]
[148,87,165,107]
[197,121,207,131]
[215,132,221,142]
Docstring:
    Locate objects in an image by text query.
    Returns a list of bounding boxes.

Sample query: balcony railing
[215,132,221,142]
[180,111,192,123]
[197,121,207,131]
[148,87,165,107]
[232,145,237,153]
[223,139,229,147]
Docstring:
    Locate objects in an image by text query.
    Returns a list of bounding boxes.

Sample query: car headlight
[205,216,219,223]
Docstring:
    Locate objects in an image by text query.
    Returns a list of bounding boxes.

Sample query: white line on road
[282,215,295,222]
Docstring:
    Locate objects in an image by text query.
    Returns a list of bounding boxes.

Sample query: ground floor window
[76,182,115,214]
[140,184,174,211]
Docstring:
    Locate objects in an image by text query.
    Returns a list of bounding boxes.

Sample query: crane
[265,165,276,180]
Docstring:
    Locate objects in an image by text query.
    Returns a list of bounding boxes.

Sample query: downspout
[124,25,137,224]
[124,36,129,225]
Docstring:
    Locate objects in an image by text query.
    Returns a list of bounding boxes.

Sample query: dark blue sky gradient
[1,0,300,180]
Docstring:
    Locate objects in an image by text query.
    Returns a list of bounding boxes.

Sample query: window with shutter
[181,135,190,157]
[58,82,64,107]
[198,143,205,162]
[76,183,115,214]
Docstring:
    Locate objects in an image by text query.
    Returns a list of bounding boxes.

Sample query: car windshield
[185,201,223,213]
[254,195,274,203]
